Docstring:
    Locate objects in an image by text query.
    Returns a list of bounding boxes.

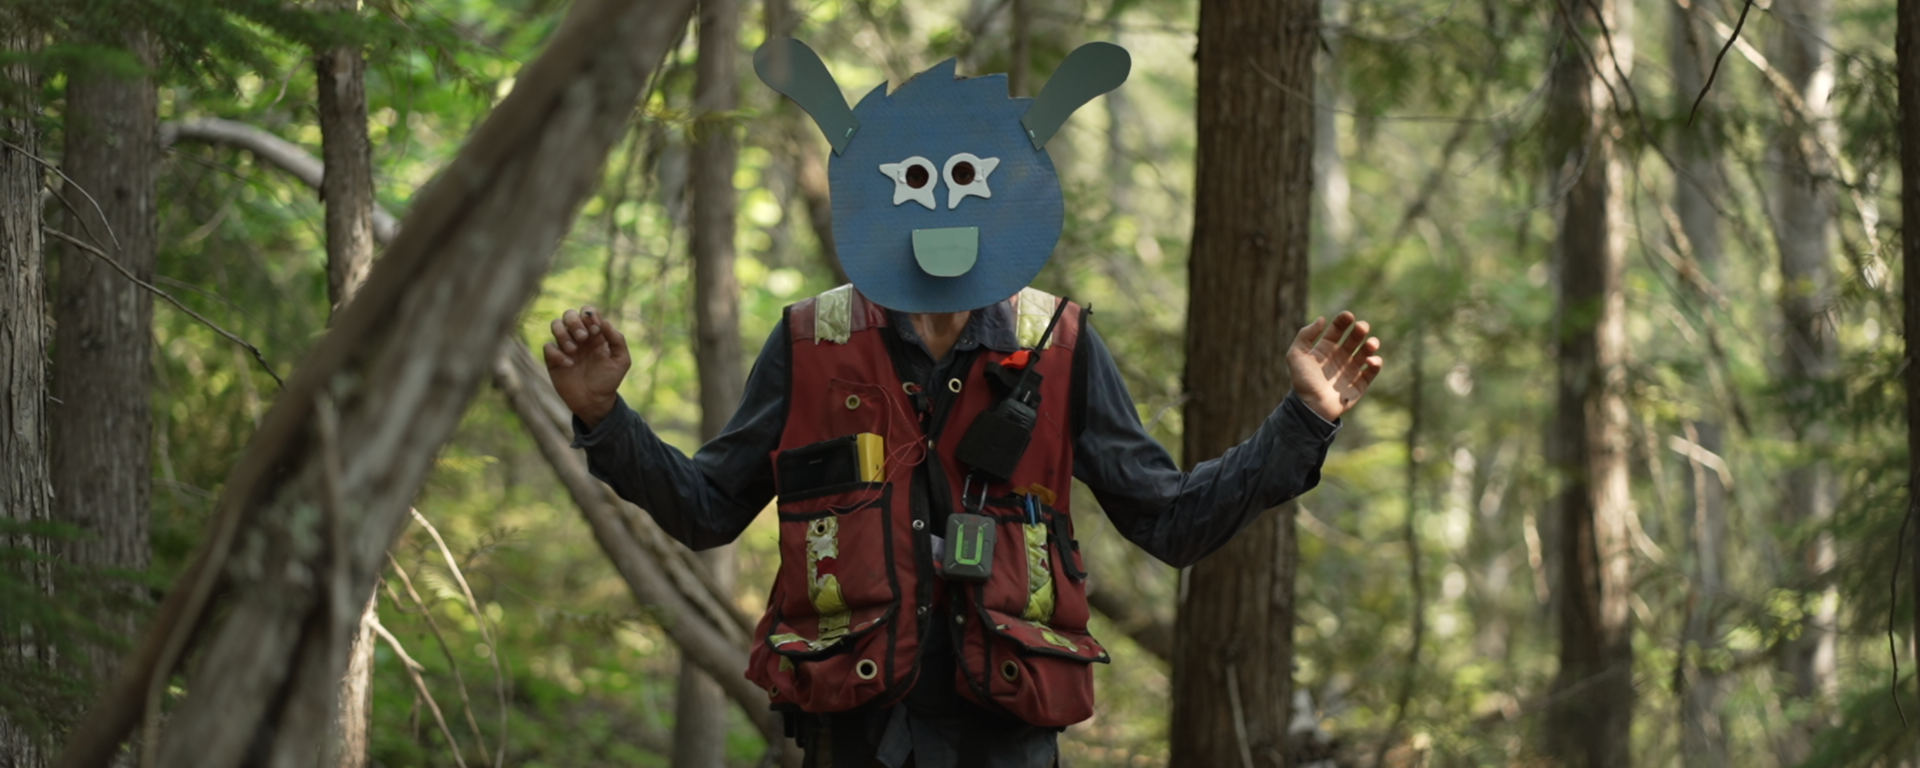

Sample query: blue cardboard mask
[755,39,1130,313]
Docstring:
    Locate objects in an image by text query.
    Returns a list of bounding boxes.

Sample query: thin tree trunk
[1768,1,1838,759]
[53,3,696,765]
[1671,3,1729,762]
[676,0,741,762]
[1542,2,1634,766]
[1009,0,1031,97]
[1,13,52,767]
[51,28,158,700]
[1902,0,1920,738]
[315,1,379,764]
[1313,0,1351,267]
[1169,0,1317,765]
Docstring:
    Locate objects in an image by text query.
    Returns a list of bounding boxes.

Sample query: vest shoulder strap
[789,284,887,345]
[1013,287,1060,350]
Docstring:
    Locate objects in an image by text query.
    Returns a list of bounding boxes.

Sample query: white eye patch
[879,156,938,210]
[943,153,999,209]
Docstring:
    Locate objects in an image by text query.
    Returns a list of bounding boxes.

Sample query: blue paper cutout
[757,40,1129,313]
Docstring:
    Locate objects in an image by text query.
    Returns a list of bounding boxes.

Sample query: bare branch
[1686,0,1754,127]
[160,118,400,244]
[385,553,492,757]
[43,227,285,389]
[370,616,471,768]
[411,509,510,768]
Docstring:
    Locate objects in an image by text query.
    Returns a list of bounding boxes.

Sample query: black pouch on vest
[942,512,996,582]
[954,296,1070,482]
[952,386,1038,482]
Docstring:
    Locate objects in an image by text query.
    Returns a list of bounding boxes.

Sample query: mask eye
[878,156,938,210]
[943,153,999,209]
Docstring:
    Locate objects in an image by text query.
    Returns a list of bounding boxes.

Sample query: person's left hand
[1287,311,1383,423]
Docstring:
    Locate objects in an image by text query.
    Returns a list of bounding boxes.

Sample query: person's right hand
[544,306,630,429]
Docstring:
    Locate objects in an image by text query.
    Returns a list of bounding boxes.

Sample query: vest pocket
[955,606,1110,728]
[752,481,905,713]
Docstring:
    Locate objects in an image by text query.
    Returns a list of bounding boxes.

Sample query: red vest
[744,285,1109,728]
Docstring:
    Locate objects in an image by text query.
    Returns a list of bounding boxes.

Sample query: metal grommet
[855,659,879,680]
[917,605,929,616]
[947,378,963,393]
[1000,660,1020,682]
[903,381,921,394]
[926,439,936,449]
[810,520,831,536]
[911,519,925,531]
[845,394,861,409]
[770,686,779,698]
[955,615,965,625]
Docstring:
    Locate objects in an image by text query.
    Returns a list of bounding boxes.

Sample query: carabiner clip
[960,472,988,514]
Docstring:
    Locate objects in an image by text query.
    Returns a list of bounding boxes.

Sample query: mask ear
[755,38,859,154]
[1021,42,1130,150]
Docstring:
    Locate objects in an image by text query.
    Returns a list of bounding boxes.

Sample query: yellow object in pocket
[855,432,885,482]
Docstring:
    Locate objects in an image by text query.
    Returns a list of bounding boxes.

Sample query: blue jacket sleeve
[1071,322,1339,568]
[570,320,789,550]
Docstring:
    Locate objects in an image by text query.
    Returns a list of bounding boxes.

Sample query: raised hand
[543,305,631,429]
[1286,311,1383,423]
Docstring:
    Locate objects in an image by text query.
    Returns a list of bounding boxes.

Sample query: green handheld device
[942,513,995,582]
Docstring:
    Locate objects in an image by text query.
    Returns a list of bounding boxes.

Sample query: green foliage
[11,0,1917,763]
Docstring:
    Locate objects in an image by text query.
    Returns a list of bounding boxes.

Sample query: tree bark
[1,13,52,767]
[54,3,696,766]
[676,0,742,762]
[1168,0,1316,765]
[1670,3,1729,762]
[1542,2,1634,766]
[1767,1,1838,759]
[150,116,790,758]
[51,27,158,704]
[315,1,379,764]
[1902,0,1920,739]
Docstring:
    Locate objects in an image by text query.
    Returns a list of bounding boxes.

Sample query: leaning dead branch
[156,107,781,756]
[54,2,699,766]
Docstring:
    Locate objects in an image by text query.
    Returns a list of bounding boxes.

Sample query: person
[544,38,1385,768]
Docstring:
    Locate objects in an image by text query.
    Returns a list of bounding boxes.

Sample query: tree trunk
[1902,0,1920,739]
[315,2,378,764]
[1313,0,1350,267]
[676,0,741,763]
[51,28,158,698]
[53,3,697,765]
[1767,1,1838,759]
[1168,0,1316,765]
[1670,3,1729,762]
[1,15,52,767]
[1542,2,1634,766]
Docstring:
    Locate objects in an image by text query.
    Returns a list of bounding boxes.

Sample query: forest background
[1,0,1915,766]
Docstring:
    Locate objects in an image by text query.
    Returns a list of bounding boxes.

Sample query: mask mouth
[912,227,979,277]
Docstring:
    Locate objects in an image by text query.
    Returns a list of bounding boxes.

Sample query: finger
[1334,319,1371,360]
[1336,336,1380,382]
[550,317,578,354]
[581,305,603,335]
[1292,316,1327,351]
[1315,312,1356,355]
[543,342,573,369]
[562,308,588,341]
[600,317,631,363]
[1326,311,1356,342]
[1355,355,1384,390]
